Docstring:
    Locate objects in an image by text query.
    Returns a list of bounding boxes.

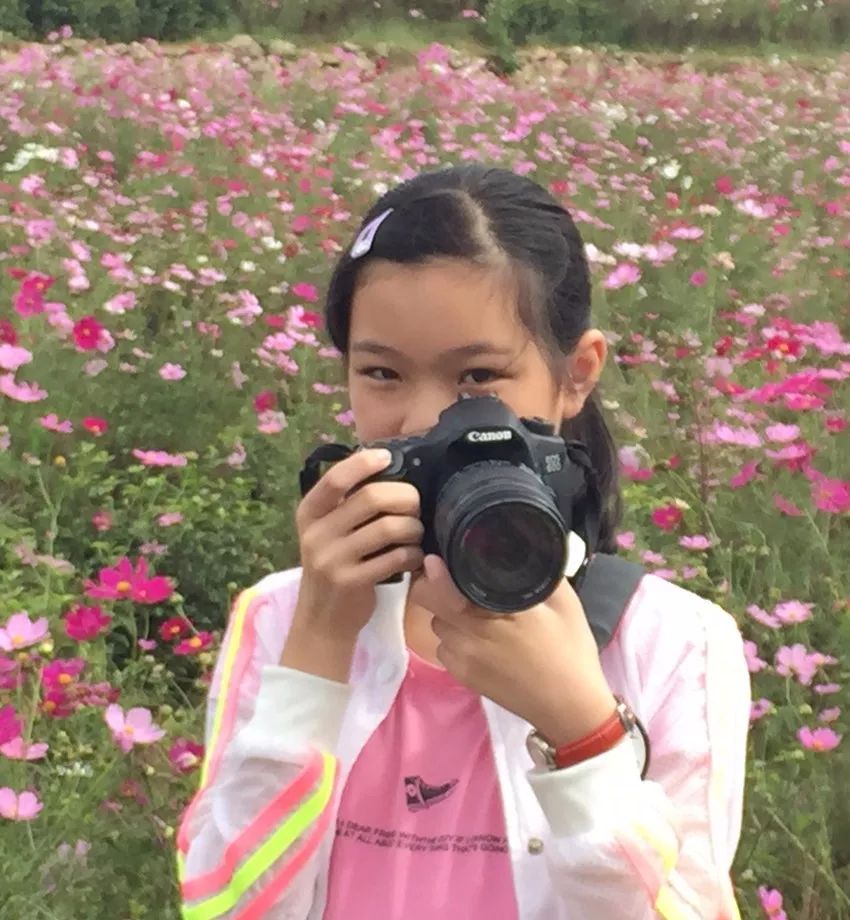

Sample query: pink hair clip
[350,208,394,259]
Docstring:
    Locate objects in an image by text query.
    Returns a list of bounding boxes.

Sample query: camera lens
[434,463,568,613]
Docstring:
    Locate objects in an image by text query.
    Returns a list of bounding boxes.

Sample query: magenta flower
[0,788,43,821]
[730,460,760,489]
[650,504,683,532]
[41,658,86,692]
[169,738,205,774]
[85,556,174,604]
[810,474,850,513]
[689,270,708,287]
[72,315,106,351]
[174,631,214,656]
[290,281,319,303]
[798,726,841,752]
[158,363,187,381]
[0,705,23,746]
[758,886,787,919]
[64,605,112,642]
[0,611,49,651]
[105,705,165,753]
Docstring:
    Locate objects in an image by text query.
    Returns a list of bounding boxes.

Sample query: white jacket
[177,566,751,920]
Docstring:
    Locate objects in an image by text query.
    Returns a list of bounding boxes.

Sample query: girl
[176,164,751,920]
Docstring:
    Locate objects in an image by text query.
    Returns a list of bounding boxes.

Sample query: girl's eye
[461,368,500,385]
[359,366,399,382]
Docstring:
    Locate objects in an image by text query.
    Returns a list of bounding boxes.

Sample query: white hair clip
[350,208,394,259]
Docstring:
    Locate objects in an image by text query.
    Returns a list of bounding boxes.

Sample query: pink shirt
[322,651,520,920]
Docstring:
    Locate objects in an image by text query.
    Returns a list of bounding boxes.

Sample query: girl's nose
[398,387,458,439]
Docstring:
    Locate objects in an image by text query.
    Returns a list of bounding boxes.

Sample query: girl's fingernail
[374,449,392,466]
[424,555,440,579]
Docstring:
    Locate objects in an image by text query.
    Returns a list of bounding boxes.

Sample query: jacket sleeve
[176,578,352,920]
[527,592,751,920]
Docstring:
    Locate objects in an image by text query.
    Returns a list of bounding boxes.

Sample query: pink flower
[743,640,768,673]
[169,738,205,774]
[689,270,708,287]
[72,316,106,351]
[797,726,841,752]
[159,616,192,642]
[39,413,73,433]
[775,643,819,685]
[174,631,214,656]
[64,605,112,641]
[91,510,112,532]
[0,737,48,760]
[0,344,32,372]
[131,449,188,468]
[616,531,636,551]
[747,605,781,629]
[158,363,186,381]
[751,699,773,722]
[603,263,642,290]
[679,535,712,551]
[85,556,174,604]
[650,504,683,532]
[0,373,48,403]
[0,705,23,746]
[105,704,165,753]
[819,707,841,723]
[0,611,49,651]
[0,788,43,821]
[765,423,801,443]
[758,885,787,919]
[157,512,184,527]
[772,600,814,625]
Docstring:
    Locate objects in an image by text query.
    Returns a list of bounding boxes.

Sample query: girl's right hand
[282,448,424,679]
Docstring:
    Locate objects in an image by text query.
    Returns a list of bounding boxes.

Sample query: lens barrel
[434,462,568,613]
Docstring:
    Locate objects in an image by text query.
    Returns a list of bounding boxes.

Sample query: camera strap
[298,443,355,497]
[577,553,646,651]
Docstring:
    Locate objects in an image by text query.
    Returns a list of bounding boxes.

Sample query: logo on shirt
[404,775,458,812]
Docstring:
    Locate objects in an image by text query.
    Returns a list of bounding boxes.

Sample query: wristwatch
[526,697,650,779]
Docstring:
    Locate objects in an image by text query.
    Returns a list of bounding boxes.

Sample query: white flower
[660,160,681,180]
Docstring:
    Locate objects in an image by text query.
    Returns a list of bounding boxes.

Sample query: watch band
[552,700,627,769]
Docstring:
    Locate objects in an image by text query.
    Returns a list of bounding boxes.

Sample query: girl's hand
[283,449,425,680]
[408,554,617,747]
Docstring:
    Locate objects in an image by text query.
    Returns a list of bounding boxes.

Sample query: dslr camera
[299,395,602,613]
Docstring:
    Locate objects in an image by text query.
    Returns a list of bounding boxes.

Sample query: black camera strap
[577,553,646,651]
[299,443,354,497]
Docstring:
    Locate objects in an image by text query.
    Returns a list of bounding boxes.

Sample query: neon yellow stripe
[656,884,699,920]
[200,588,258,788]
[181,752,336,920]
[632,820,678,876]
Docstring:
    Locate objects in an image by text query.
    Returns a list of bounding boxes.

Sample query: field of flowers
[1,32,849,919]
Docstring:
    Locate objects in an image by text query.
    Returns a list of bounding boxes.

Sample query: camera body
[300,395,601,613]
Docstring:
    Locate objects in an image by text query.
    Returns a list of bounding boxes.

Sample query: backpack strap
[576,553,646,651]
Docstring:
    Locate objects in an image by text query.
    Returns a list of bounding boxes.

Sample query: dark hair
[324,164,622,552]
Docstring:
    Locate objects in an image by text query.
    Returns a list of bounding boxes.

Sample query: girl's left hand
[408,554,617,748]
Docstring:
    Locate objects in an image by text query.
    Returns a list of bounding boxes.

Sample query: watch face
[526,732,555,770]
[629,720,650,779]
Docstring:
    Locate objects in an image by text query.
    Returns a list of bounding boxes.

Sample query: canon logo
[466,429,513,443]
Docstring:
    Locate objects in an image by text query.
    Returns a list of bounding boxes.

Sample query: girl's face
[346,257,606,444]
